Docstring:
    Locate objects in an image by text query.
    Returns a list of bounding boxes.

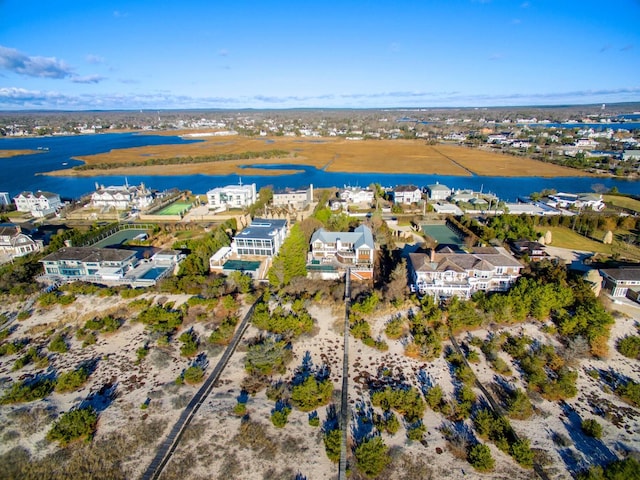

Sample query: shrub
[46,407,97,445]
[468,443,494,472]
[290,377,333,412]
[55,367,90,393]
[385,317,404,339]
[616,380,640,407]
[137,304,182,333]
[581,418,603,439]
[506,388,533,420]
[0,340,26,357]
[0,377,55,404]
[371,386,426,423]
[510,438,534,468]
[308,411,320,427]
[406,421,426,441]
[136,346,149,363]
[354,436,390,477]
[179,331,199,357]
[16,311,31,321]
[183,366,205,384]
[323,428,341,462]
[244,337,292,376]
[617,335,640,360]
[577,457,640,480]
[233,402,247,416]
[48,334,68,353]
[270,407,291,428]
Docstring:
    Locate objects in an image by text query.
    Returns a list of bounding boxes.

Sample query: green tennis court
[422,224,464,246]
[156,202,192,215]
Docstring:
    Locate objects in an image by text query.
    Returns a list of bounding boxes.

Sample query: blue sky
[1,0,639,110]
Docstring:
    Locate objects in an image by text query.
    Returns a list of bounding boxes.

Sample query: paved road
[140,301,257,480]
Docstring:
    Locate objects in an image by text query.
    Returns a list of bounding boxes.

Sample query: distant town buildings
[13,190,62,217]
[206,182,257,210]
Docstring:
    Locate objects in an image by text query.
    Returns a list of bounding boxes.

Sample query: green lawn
[538,226,640,261]
[603,195,640,214]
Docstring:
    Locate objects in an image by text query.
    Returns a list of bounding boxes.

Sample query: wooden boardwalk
[140,301,257,480]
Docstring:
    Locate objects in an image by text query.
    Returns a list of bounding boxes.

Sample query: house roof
[41,247,137,263]
[409,247,523,274]
[394,185,420,192]
[427,184,451,191]
[235,218,287,241]
[600,267,640,282]
[311,224,374,250]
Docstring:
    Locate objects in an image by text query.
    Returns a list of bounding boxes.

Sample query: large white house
[232,218,288,257]
[309,224,375,280]
[272,184,313,210]
[408,246,523,299]
[91,182,154,210]
[0,224,42,259]
[207,182,257,210]
[13,191,62,217]
[340,187,375,204]
[393,185,422,204]
[426,183,452,201]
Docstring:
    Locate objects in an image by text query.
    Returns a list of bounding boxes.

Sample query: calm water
[0,133,638,202]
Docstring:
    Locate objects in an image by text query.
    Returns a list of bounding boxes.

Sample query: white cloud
[85,54,105,64]
[0,45,73,79]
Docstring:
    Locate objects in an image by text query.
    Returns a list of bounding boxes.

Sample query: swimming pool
[140,266,169,280]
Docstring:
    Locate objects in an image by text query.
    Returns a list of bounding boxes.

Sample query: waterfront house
[232,218,288,257]
[91,182,154,210]
[272,184,313,210]
[408,245,523,299]
[340,187,375,205]
[13,190,62,217]
[309,224,375,280]
[206,182,257,210]
[426,183,452,201]
[40,247,139,282]
[393,185,422,204]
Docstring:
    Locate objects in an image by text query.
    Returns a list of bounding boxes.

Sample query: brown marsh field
[0,149,41,158]
[48,135,591,178]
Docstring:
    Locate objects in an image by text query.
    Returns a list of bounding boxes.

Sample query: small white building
[207,182,257,210]
[13,191,62,217]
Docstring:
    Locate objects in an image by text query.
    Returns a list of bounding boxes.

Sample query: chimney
[430,248,435,262]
